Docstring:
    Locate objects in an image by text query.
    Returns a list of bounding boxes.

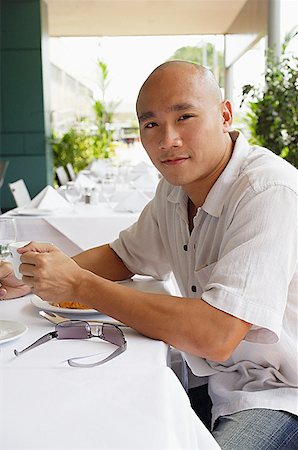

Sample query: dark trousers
[188,383,213,431]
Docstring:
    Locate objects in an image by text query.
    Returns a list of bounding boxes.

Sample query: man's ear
[222,100,233,132]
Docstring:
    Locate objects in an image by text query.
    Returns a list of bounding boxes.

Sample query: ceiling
[44,0,251,37]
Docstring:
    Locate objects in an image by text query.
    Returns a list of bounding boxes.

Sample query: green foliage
[52,60,118,176]
[51,119,115,175]
[168,44,224,86]
[241,29,298,168]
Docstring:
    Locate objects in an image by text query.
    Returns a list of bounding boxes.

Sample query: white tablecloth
[6,203,140,256]
[0,278,220,450]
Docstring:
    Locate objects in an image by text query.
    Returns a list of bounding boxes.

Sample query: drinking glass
[101,174,116,206]
[64,182,81,208]
[0,218,17,261]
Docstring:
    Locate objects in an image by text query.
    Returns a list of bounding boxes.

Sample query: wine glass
[64,182,82,209]
[0,218,17,261]
[101,174,116,206]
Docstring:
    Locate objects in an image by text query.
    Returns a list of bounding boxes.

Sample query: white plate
[0,320,28,344]
[30,294,100,315]
[11,208,53,216]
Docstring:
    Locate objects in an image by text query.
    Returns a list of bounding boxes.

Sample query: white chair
[66,162,76,181]
[56,166,69,186]
[9,179,31,207]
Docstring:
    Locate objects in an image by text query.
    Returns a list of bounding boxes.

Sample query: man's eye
[178,114,194,121]
[144,122,157,129]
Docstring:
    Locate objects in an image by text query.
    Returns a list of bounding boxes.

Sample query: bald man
[1,61,297,449]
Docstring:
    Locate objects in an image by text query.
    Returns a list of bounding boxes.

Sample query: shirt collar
[167,131,250,218]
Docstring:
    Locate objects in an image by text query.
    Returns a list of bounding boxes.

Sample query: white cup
[8,241,30,280]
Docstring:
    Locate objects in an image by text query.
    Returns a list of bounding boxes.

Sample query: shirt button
[191,285,197,293]
[183,244,188,251]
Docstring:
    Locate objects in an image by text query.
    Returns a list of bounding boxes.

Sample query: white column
[224,35,233,103]
[213,44,219,83]
[224,65,234,103]
[268,0,281,60]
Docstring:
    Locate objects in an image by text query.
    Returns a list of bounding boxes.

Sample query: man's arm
[77,270,251,362]
[0,243,133,300]
[72,244,134,281]
[19,243,251,363]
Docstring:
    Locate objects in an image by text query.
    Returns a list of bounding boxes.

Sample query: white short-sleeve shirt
[110,131,298,426]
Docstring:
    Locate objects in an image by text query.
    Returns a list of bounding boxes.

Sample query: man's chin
[161,173,190,187]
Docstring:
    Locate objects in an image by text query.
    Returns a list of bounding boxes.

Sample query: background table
[0,278,220,450]
[6,202,140,256]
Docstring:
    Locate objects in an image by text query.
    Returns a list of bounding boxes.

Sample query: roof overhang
[44,0,259,37]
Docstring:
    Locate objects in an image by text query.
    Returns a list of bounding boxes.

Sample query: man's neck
[186,135,235,208]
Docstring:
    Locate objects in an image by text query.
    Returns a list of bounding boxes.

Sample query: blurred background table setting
[4,195,141,256]
[3,156,161,255]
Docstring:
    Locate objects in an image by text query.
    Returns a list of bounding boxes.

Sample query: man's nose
[158,125,182,150]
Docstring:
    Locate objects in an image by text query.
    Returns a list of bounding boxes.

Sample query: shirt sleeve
[201,185,297,343]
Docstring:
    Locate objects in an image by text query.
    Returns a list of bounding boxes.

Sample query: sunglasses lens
[56,321,90,339]
[102,324,125,346]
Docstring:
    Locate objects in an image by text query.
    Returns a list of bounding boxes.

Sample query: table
[5,203,140,256]
[0,279,220,450]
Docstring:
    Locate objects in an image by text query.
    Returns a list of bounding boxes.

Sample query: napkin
[25,185,71,210]
[75,172,97,189]
[130,161,152,175]
[132,169,159,191]
[89,159,110,180]
[109,189,136,203]
[114,190,151,213]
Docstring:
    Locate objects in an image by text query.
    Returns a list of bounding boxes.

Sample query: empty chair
[66,162,76,181]
[9,179,31,208]
[55,166,69,186]
[0,160,9,189]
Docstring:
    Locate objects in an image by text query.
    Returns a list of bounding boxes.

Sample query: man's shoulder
[241,145,297,195]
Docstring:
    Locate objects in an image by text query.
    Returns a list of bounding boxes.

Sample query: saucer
[0,320,28,344]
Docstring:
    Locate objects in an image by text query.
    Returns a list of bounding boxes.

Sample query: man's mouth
[161,156,189,166]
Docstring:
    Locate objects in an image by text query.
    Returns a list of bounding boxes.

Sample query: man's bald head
[137,60,223,109]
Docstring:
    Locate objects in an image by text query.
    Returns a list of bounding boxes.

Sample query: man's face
[136,65,231,189]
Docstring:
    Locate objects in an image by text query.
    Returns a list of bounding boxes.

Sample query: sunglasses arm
[67,342,127,368]
[14,331,57,356]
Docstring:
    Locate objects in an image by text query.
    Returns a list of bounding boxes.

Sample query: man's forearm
[75,269,252,362]
[72,244,134,281]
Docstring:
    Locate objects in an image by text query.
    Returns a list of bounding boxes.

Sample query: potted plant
[241,28,298,168]
[51,61,119,177]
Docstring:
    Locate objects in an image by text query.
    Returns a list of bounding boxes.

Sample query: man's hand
[19,241,85,303]
[0,261,31,300]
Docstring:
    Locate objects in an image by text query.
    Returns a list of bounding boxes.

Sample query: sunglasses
[14,320,127,367]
